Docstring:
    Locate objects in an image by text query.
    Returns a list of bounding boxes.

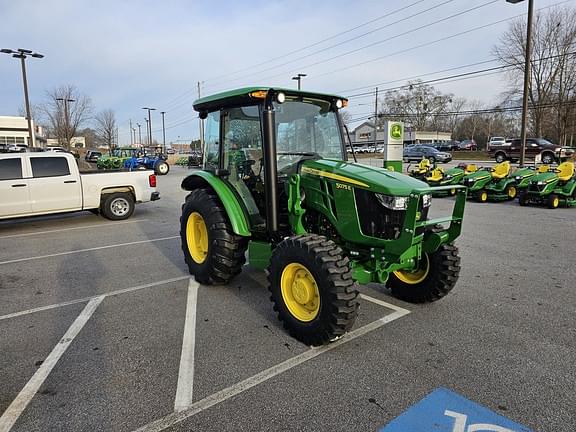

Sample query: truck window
[30,157,70,178]
[0,158,23,180]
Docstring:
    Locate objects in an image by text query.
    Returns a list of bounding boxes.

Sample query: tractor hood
[530,171,558,184]
[513,167,536,180]
[300,159,429,195]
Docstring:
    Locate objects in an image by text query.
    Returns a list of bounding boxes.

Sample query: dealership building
[0,115,46,148]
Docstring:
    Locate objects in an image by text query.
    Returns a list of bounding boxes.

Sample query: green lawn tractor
[424,163,478,197]
[461,161,517,202]
[512,165,550,193]
[408,159,433,181]
[519,161,576,208]
[179,87,466,345]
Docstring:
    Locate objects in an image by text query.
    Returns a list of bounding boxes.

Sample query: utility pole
[56,97,75,149]
[137,123,142,145]
[373,87,379,152]
[160,111,166,154]
[291,73,307,90]
[198,82,204,149]
[142,107,156,147]
[144,118,149,145]
[1,48,44,148]
[129,119,133,145]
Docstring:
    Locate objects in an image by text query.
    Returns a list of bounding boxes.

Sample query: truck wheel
[541,153,555,165]
[547,194,560,209]
[387,243,460,303]
[101,192,135,220]
[504,184,517,200]
[180,188,247,284]
[155,161,170,175]
[268,234,359,346]
[495,153,506,163]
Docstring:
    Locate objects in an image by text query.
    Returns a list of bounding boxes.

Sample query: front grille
[528,183,544,192]
[354,189,405,240]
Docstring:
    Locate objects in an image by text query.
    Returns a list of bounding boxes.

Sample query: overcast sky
[0,0,570,145]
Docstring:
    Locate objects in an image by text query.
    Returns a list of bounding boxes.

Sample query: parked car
[7,144,28,152]
[458,139,477,151]
[488,138,574,164]
[403,145,452,163]
[85,150,102,162]
[0,152,160,220]
[430,141,458,152]
[45,146,68,152]
[166,148,176,155]
[488,136,507,149]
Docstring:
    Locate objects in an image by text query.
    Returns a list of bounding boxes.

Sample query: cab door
[28,155,82,213]
[0,156,31,217]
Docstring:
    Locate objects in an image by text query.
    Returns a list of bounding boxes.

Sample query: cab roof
[193,87,348,113]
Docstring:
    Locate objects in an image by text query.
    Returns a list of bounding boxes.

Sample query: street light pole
[373,87,379,152]
[1,48,44,148]
[137,123,142,145]
[291,73,307,90]
[142,107,156,148]
[144,118,149,145]
[507,0,533,167]
[160,111,166,154]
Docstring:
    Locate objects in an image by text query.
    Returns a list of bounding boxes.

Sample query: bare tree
[41,85,93,150]
[94,109,117,150]
[493,6,576,139]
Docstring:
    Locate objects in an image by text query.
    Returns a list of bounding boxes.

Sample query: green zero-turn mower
[179,87,466,345]
[519,161,576,208]
[461,161,518,202]
[423,163,478,197]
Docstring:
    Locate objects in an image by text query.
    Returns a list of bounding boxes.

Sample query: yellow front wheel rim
[393,254,430,285]
[480,191,488,202]
[186,212,208,264]
[508,186,517,198]
[553,197,559,208]
[281,263,320,322]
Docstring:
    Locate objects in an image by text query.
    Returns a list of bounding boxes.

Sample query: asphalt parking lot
[1,165,575,432]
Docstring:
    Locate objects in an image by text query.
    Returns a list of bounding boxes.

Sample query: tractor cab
[179,87,466,345]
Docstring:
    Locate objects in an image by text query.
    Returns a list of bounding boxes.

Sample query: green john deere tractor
[179,87,466,345]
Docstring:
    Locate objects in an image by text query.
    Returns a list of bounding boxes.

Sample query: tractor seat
[426,168,444,182]
[491,161,510,179]
[465,164,478,173]
[417,159,431,171]
[556,161,575,182]
[538,165,550,173]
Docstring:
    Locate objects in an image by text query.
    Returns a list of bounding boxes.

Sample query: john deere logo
[390,123,403,139]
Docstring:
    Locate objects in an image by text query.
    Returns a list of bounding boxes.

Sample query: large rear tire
[180,189,247,284]
[268,234,359,346]
[155,161,170,175]
[387,243,461,303]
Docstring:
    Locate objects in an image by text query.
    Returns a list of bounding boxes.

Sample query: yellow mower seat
[556,161,575,182]
[491,161,510,179]
[465,164,478,174]
[417,159,431,171]
[538,165,550,173]
[426,167,444,182]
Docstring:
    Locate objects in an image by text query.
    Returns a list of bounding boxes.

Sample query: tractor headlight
[376,194,408,210]
[422,193,432,208]
[537,181,545,185]
[276,92,286,103]
[515,176,522,180]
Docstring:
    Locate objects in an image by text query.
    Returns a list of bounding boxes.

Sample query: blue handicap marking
[380,387,533,432]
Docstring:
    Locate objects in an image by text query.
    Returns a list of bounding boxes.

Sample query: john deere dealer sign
[383,121,404,172]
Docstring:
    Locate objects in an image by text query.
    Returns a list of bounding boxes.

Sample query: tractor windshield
[274,98,344,162]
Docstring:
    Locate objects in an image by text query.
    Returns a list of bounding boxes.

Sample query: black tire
[495,152,506,163]
[428,156,436,164]
[268,234,359,346]
[155,161,170,175]
[180,188,247,284]
[547,193,560,209]
[387,243,461,303]
[476,190,488,203]
[541,152,555,165]
[504,184,517,200]
[101,192,135,220]
[518,192,528,206]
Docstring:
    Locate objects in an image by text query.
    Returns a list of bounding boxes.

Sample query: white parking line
[0,235,179,266]
[0,219,149,240]
[134,302,411,432]
[0,276,189,322]
[0,296,104,432]
[174,278,200,412]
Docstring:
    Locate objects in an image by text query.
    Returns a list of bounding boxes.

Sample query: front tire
[547,193,560,209]
[476,190,488,202]
[268,234,359,346]
[387,243,461,303]
[504,184,517,200]
[101,192,135,220]
[518,192,528,206]
[541,152,555,165]
[180,189,247,284]
[155,161,170,175]
[495,153,506,163]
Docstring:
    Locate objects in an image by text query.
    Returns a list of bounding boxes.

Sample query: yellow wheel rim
[508,186,517,198]
[480,191,488,202]
[450,188,456,196]
[280,263,320,322]
[553,197,559,208]
[186,212,208,264]
[393,254,430,285]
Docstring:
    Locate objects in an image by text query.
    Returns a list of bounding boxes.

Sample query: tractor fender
[181,171,251,237]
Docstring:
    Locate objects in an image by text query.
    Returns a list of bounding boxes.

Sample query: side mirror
[199,111,208,120]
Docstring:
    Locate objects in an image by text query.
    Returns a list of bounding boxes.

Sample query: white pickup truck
[0,152,160,220]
